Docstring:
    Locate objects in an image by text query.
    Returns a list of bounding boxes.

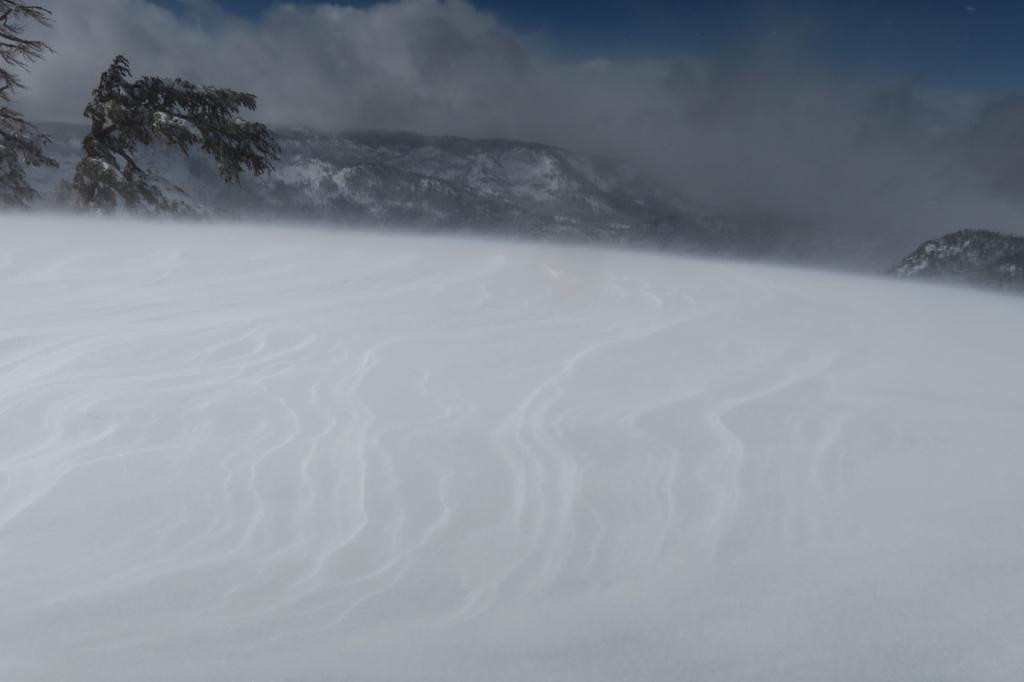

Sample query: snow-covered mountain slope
[3,215,1024,682]
[894,229,1024,290]
[31,124,792,254]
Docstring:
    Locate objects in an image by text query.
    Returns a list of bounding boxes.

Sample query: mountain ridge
[893,229,1024,291]
[29,123,828,260]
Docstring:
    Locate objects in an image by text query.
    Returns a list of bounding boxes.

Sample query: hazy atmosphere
[21,0,1024,257]
[3,2,1024,681]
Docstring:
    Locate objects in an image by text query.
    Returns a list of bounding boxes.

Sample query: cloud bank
[18,0,1024,260]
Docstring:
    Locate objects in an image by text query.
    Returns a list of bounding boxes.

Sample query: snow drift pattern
[2,216,1024,681]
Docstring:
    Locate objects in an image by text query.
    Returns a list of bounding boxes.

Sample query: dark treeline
[0,0,278,215]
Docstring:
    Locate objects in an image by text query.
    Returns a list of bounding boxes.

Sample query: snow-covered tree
[0,1,57,207]
[72,55,279,214]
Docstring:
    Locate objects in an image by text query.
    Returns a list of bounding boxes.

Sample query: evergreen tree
[0,1,57,207]
[72,55,279,214]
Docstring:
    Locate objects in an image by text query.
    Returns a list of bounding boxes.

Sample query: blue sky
[26,0,1024,246]
[158,1,1024,92]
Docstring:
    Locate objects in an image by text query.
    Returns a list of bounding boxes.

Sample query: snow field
[1,215,1023,681]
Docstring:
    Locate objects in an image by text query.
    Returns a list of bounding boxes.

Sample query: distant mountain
[893,229,1024,290]
[31,124,826,259]
[33,125,722,244]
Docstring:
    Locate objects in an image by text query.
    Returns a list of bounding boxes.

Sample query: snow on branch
[72,54,280,215]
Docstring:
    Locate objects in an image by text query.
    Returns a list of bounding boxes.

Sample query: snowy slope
[2,215,1024,682]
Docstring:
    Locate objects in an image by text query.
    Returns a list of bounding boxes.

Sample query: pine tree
[0,1,57,207]
[72,55,279,214]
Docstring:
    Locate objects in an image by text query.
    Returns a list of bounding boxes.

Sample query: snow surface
[2,215,1024,681]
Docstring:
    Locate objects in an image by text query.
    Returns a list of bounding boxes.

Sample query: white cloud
[15,0,1024,254]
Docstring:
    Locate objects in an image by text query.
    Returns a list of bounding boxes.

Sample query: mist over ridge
[18,0,1024,262]
[4,3,1024,679]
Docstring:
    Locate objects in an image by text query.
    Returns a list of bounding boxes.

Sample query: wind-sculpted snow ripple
[2,216,1024,682]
